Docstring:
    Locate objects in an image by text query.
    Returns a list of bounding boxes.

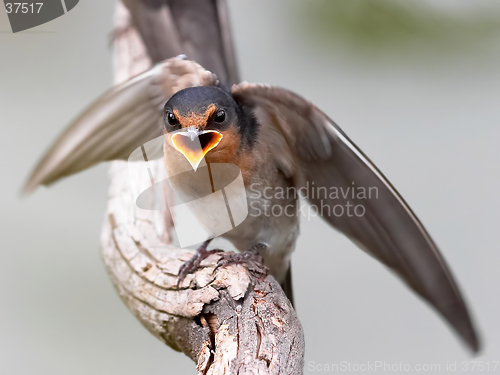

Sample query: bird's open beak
[171,129,223,171]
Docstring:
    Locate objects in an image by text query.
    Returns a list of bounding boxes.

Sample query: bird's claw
[177,247,223,288]
[215,243,268,278]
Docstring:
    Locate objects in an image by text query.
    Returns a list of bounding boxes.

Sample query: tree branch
[100,3,305,374]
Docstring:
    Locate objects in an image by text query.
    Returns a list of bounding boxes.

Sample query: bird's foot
[177,244,223,288]
[215,243,268,278]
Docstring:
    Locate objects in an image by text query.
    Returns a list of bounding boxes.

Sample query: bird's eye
[166,111,178,126]
[214,109,226,123]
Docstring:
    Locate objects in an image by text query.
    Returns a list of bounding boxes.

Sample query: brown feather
[233,82,480,352]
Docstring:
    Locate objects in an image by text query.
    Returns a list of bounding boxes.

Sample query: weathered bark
[101,3,305,374]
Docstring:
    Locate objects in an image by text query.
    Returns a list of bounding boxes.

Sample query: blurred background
[1,0,499,373]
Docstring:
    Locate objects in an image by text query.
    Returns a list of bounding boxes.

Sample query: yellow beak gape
[171,130,223,171]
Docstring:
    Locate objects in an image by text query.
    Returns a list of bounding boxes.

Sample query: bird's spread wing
[232,82,480,352]
[122,0,239,87]
[23,58,218,193]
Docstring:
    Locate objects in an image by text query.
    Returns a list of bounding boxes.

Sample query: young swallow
[23,57,480,353]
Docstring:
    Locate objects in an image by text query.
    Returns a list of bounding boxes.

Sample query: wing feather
[23,58,218,193]
[232,83,480,352]
[122,0,239,87]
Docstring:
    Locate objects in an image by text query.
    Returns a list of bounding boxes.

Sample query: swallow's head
[163,86,256,171]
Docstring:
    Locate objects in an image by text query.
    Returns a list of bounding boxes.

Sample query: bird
[23,0,480,353]
[23,56,480,352]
